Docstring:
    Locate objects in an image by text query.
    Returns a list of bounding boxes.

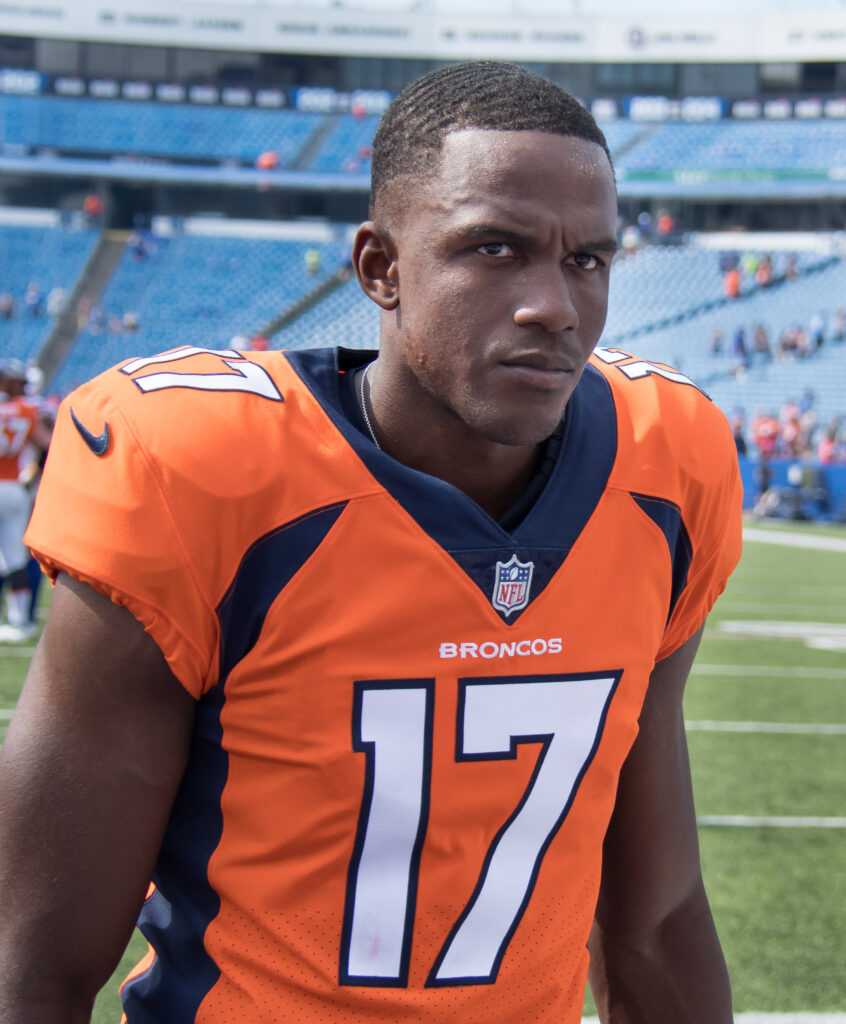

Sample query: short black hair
[370,60,612,216]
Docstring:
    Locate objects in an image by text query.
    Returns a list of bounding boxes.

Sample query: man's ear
[353,221,399,311]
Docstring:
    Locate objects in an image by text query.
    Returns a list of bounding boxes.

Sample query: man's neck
[358,366,542,521]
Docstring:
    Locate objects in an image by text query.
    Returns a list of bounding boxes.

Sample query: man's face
[379,129,618,448]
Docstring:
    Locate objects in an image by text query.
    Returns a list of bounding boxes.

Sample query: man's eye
[572,253,602,271]
[477,242,513,258]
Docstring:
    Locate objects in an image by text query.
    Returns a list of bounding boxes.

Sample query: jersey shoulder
[59,345,365,494]
[588,348,743,657]
[27,346,375,695]
[67,345,290,451]
[589,347,737,496]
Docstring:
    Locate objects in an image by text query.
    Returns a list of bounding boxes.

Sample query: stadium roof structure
[4,0,846,63]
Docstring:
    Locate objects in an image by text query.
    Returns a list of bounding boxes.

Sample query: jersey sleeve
[25,377,216,698]
[597,351,745,665]
[655,412,744,662]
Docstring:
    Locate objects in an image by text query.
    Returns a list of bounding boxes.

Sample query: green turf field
[1,517,844,1021]
[687,525,846,1015]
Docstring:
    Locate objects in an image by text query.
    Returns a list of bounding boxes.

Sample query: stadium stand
[48,226,349,395]
[605,247,829,341]
[0,96,656,175]
[277,272,380,351]
[617,119,846,178]
[297,110,656,177]
[0,95,324,166]
[0,213,99,365]
[305,113,380,175]
[594,119,651,156]
[603,250,846,425]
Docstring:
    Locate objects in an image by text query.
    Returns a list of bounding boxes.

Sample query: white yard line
[728,584,846,596]
[743,527,846,552]
[698,815,846,828]
[715,622,846,652]
[691,664,846,678]
[729,1018,846,1024]
[716,602,846,615]
[584,1017,846,1023]
[686,720,846,735]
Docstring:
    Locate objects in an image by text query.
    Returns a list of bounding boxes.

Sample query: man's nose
[512,266,579,333]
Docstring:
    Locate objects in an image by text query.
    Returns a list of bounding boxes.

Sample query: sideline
[743,526,846,552]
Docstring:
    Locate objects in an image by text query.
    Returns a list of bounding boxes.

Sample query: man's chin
[479,409,569,449]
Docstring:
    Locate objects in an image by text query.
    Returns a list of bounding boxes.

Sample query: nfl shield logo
[492,554,534,616]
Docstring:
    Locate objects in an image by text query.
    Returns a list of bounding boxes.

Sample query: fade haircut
[369,60,612,217]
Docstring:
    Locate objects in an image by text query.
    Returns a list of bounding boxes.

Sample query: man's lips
[498,353,578,389]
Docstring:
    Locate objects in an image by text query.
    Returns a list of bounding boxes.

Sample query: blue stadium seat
[49,231,348,394]
[618,119,846,178]
[0,95,324,165]
[0,222,99,364]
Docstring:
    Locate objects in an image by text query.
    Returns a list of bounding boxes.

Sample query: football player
[0,62,741,1023]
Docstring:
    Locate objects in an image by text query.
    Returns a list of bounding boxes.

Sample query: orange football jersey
[26,344,742,1023]
[0,394,39,481]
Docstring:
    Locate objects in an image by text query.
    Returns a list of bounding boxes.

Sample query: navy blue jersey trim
[123,686,226,1022]
[285,349,618,623]
[217,500,348,680]
[123,500,348,1020]
[630,492,693,623]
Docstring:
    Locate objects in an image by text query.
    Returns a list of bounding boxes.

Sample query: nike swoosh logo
[70,407,110,456]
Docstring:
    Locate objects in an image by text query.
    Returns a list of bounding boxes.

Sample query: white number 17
[340,671,620,988]
[121,347,282,401]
